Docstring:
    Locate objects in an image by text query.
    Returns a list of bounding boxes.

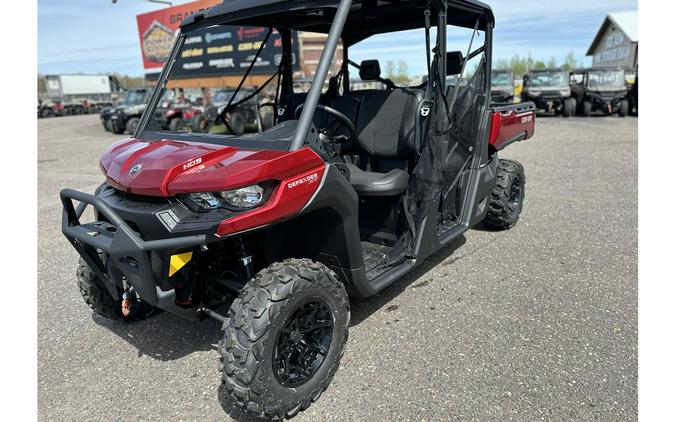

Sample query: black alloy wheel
[272,300,334,388]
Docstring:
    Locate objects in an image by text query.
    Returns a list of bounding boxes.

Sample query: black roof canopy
[181,0,494,45]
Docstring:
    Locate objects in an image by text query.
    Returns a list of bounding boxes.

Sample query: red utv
[61,0,535,419]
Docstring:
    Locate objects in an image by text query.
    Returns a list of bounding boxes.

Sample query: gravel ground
[38,114,637,421]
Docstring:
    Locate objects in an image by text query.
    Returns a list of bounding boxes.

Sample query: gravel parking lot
[38,114,637,421]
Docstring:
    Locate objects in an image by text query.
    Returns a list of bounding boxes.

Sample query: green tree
[385,60,395,78]
[387,60,410,84]
[563,51,577,71]
[547,57,557,69]
[533,60,546,70]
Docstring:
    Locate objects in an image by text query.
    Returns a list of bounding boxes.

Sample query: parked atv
[491,69,515,103]
[101,88,151,134]
[190,88,259,135]
[570,67,629,117]
[153,99,201,132]
[522,68,576,117]
[38,98,66,118]
[61,1,535,419]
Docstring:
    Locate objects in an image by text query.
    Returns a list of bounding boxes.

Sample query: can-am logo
[287,173,319,189]
[183,157,202,171]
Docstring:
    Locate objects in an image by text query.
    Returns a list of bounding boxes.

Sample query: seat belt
[415,4,435,156]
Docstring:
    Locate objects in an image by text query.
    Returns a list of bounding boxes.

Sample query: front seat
[343,59,419,197]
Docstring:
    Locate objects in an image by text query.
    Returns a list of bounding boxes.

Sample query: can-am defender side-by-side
[570,67,629,117]
[100,88,151,134]
[490,69,515,103]
[521,68,576,117]
[61,0,535,419]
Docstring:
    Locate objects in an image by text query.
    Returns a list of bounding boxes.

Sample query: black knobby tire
[219,258,350,420]
[169,117,185,132]
[125,117,140,134]
[227,112,246,135]
[111,119,126,134]
[618,99,629,117]
[76,258,155,322]
[482,159,526,230]
[41,108,54,118]
[562,98,575,118]
[104,118,113,132]
[582,100,592,117]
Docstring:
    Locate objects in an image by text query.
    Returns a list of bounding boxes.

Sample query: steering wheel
[294,103,357,144]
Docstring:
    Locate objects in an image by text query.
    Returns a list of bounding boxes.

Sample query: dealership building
[586,11,638,69]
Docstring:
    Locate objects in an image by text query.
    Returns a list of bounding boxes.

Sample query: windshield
[143,24,287,135]
[529,71,567,88]
[124,90,146,106]
[491,71,512,87]
[587,69,625,90]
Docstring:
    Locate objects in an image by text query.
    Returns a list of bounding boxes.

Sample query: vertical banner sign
[136,0,298,80]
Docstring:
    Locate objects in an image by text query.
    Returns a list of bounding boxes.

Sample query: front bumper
[61,188,212,318]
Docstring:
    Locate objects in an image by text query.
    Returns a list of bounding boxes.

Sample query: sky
[38,0,638,77]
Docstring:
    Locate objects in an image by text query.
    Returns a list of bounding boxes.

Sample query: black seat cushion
[356,89,420,160]
[344,163,409,196]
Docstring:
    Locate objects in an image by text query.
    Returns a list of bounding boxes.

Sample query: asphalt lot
[38,114,637,421]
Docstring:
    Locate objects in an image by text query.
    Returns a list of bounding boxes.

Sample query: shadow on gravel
[92,311,223,361]
[349,234,467,327]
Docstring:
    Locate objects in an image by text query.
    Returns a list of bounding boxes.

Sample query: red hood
[100,137,324,196]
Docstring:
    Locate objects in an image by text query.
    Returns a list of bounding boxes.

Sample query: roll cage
[136,0,496,154]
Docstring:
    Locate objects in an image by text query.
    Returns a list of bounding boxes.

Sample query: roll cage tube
[134,31,185,138]
[289,0,353,151]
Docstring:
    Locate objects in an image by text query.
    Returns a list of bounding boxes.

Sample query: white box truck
[45,74,121,101]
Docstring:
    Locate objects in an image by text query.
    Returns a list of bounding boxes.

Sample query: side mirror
[446,51,464,76]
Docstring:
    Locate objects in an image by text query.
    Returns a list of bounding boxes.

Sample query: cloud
[38,0,638,77]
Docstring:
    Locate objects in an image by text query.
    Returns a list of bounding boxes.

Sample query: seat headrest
[359,60,381,81]
[446,51,464,75]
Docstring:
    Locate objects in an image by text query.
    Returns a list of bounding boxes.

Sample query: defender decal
[287,172,319,189]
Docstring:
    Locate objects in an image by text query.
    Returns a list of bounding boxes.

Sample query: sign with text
[136,0,298,80]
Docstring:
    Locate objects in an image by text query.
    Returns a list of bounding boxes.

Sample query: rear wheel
[125,117,140,134]
[226,112,245,135]
[76,258,155,322]
[219,258,349,420]
[169,117,186,132]
[103,118,113,132]
[582,100,592,117]
[562,98,576,118]
[618,100,629,117]
[41,108,54,118]
[482,159,525,230]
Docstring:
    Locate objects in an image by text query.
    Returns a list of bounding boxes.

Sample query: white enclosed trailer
[45,74,119,100]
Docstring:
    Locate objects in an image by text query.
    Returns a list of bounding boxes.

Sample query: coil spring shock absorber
[121,277,132,317]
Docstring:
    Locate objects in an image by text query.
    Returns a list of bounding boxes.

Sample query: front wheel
[562,98,576,118]
[125,117,140,134]
[618,100,629,117]
[582,100,592,117]
[76,258,155,322]
[111,119,126,134]
[219,258,349,420]
[482,159,525,230]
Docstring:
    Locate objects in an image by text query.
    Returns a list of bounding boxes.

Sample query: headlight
[221,185,264,209]
[188,192,221,210]
[186,185,265,211]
